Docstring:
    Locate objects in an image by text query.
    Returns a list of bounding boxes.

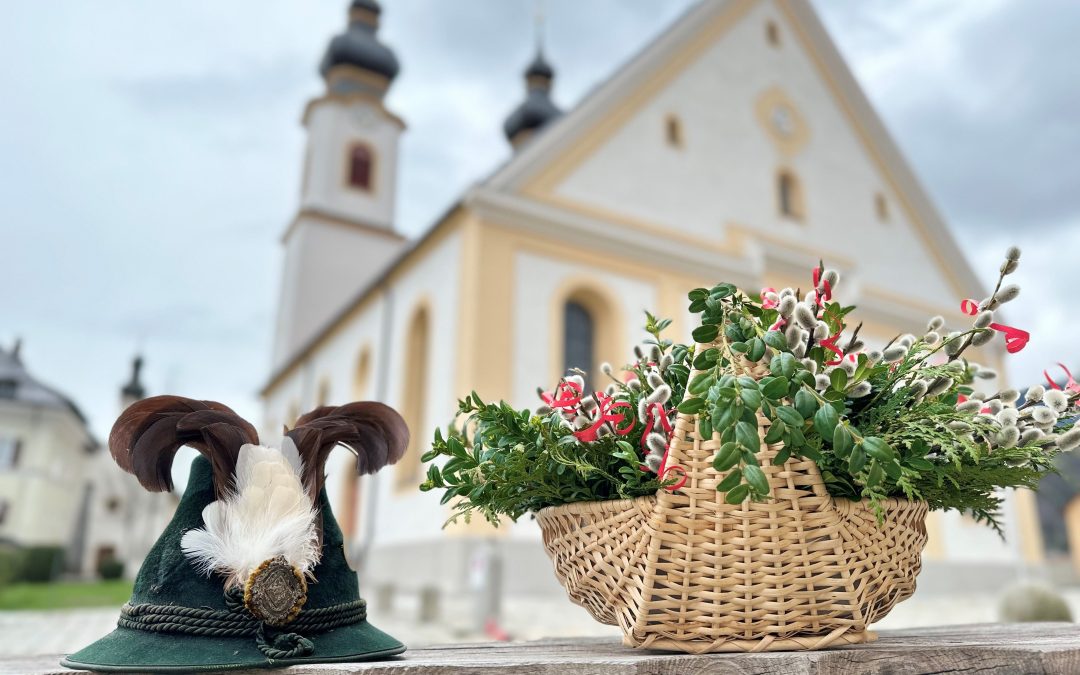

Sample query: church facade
[261,0,1044,603]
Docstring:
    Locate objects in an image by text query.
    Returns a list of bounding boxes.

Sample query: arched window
[316,379,331,407]
[563,301,595,386]
[778,169,804,220]
[665,114,683,148]
[347,143,373,191]
[766,21,781,47]
[396,307,429,491]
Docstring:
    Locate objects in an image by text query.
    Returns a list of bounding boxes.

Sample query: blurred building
[0,341,97,574]
[0,344,175,579]
[260,0,1044,613]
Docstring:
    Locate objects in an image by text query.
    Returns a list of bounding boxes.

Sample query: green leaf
[724,483,750,504]
[735,421,760,453]
[794,386,816,419]
[830,368,848,392]
[906,457,935,472]
[712,404,737,430]
[775,405,803,428]
[832,425,853,457]
[743,464,769,494]
[748,338,767,362]
[731,341,749,353]
[688,372,716,396]
[813,404,839,439]
[761,376,789,400]
[688,288,708,301]
[740,388,762,410]
[712,442,741,471]
[677,396,706,414]
[692,324,720,343]
[772,448,791,465]
[698,417,713,441]
[763,331,788,351]
[866,461,884,487]
[847,445,866,473]
[716,467,743,492]
[862,437,896,463]
[780,353,797,378]
[882,459,903,480]
[763,418,785,443]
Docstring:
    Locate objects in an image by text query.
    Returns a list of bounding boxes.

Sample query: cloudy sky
[1,0,1075,442]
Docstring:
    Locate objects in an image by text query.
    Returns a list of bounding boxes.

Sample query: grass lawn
[0,579,133,610]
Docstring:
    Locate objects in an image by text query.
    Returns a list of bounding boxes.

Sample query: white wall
[554,0,959,306]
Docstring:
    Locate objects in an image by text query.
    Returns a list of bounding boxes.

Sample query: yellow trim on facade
[262,207,466,397]
[547,276,625,386]
[395,297,432,494]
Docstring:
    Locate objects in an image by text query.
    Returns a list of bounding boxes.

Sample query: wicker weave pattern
[536,355,928,653]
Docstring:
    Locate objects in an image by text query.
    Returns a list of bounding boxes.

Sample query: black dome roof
[320,1,399,84]
[504,50,561,144]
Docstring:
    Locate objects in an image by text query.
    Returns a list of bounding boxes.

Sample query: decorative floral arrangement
[421,247,1077,533]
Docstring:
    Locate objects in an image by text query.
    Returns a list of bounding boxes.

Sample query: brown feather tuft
[285,401,409,500]
[109,395,258,497]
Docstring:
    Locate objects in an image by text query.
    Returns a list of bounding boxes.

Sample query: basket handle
[663,338,832,503]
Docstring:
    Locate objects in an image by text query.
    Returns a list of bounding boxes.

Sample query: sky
[0,0,1076,445]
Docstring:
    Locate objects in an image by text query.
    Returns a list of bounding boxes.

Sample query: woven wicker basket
[536,353,928,653]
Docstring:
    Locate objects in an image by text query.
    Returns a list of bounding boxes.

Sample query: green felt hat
[62,456,405,672]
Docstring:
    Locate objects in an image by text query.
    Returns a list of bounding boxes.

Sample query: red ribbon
[811,267,832,308]
[542,380,583,409]
[760,287,779,309]
[572,391,635,442]
[638,401,686,491]
[1045,362,1080,393]
[819,328,845,366]
[960,299,1030,353]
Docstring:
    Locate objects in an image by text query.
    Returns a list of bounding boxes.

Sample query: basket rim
[535,492,926,519]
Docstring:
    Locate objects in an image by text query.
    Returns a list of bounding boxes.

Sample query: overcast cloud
[1,0,1075,444]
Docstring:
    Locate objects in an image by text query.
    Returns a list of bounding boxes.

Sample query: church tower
[272,0,406,367]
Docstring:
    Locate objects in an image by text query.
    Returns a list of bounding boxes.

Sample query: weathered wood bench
[8,624,1080,674]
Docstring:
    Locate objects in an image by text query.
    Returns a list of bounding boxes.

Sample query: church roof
[320,0,400,86]
[0,343,88,424]
[262,0,987,395]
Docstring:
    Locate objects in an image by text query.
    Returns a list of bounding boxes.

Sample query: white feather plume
[180,438,320,589]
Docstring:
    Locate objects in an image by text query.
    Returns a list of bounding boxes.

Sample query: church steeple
[320,0,400,99]
[120,355,146,408]
[503,8,561,148]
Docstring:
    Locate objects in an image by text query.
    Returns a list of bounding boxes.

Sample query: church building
[260,0,1045,607]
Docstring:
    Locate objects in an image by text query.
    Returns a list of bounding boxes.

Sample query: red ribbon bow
[960,299,1030,353]
[1045,362,1080,393]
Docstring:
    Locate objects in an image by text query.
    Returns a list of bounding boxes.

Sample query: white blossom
[957,399,983,413]
[794,303,818,330]
[867,350,883,364]
[1005,246,1022,262]
[883,345,907,363]
[1019,428,1044,445]
[924,331,941,346]
[1044,389,1069,413]
[974,311,994,329]
[647,385,672,405]
[975,368,998,381]
[971,329,995,346]
[927,315,946,332]
[1032,407,1058,426]
[1025,385,1045,403]
[1059,428,1080,452]
[997,408,1019,427]
[999,389,1020,404]
[944,332,965,356]
[778,295,796,317]
[995,284,1021,304]
[815,374,830,391]
[996,426,1020,449]
[849,381,872,398]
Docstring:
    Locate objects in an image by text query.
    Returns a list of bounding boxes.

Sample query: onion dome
[121,355,146,403]
[320,0,400,98]
[503,50,562,148]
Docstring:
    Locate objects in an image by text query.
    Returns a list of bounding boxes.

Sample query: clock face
[770,104,795,137]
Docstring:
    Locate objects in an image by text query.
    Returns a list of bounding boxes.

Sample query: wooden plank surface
[6,623,1080,675]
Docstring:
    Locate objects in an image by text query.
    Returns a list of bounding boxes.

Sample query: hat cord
[117,588,367,661]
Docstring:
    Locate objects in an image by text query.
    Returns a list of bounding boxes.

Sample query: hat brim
[60,619,405,673]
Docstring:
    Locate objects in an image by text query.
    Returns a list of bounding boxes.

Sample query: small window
[0,500,8,525]
[0,438,20,470]
[875,193,889,222]
[564,301,595,388]
[665,114,683,148]
[0,379,15,399]
[347,144,373,191]
[778,169,804,220]
[766,21,780,47]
